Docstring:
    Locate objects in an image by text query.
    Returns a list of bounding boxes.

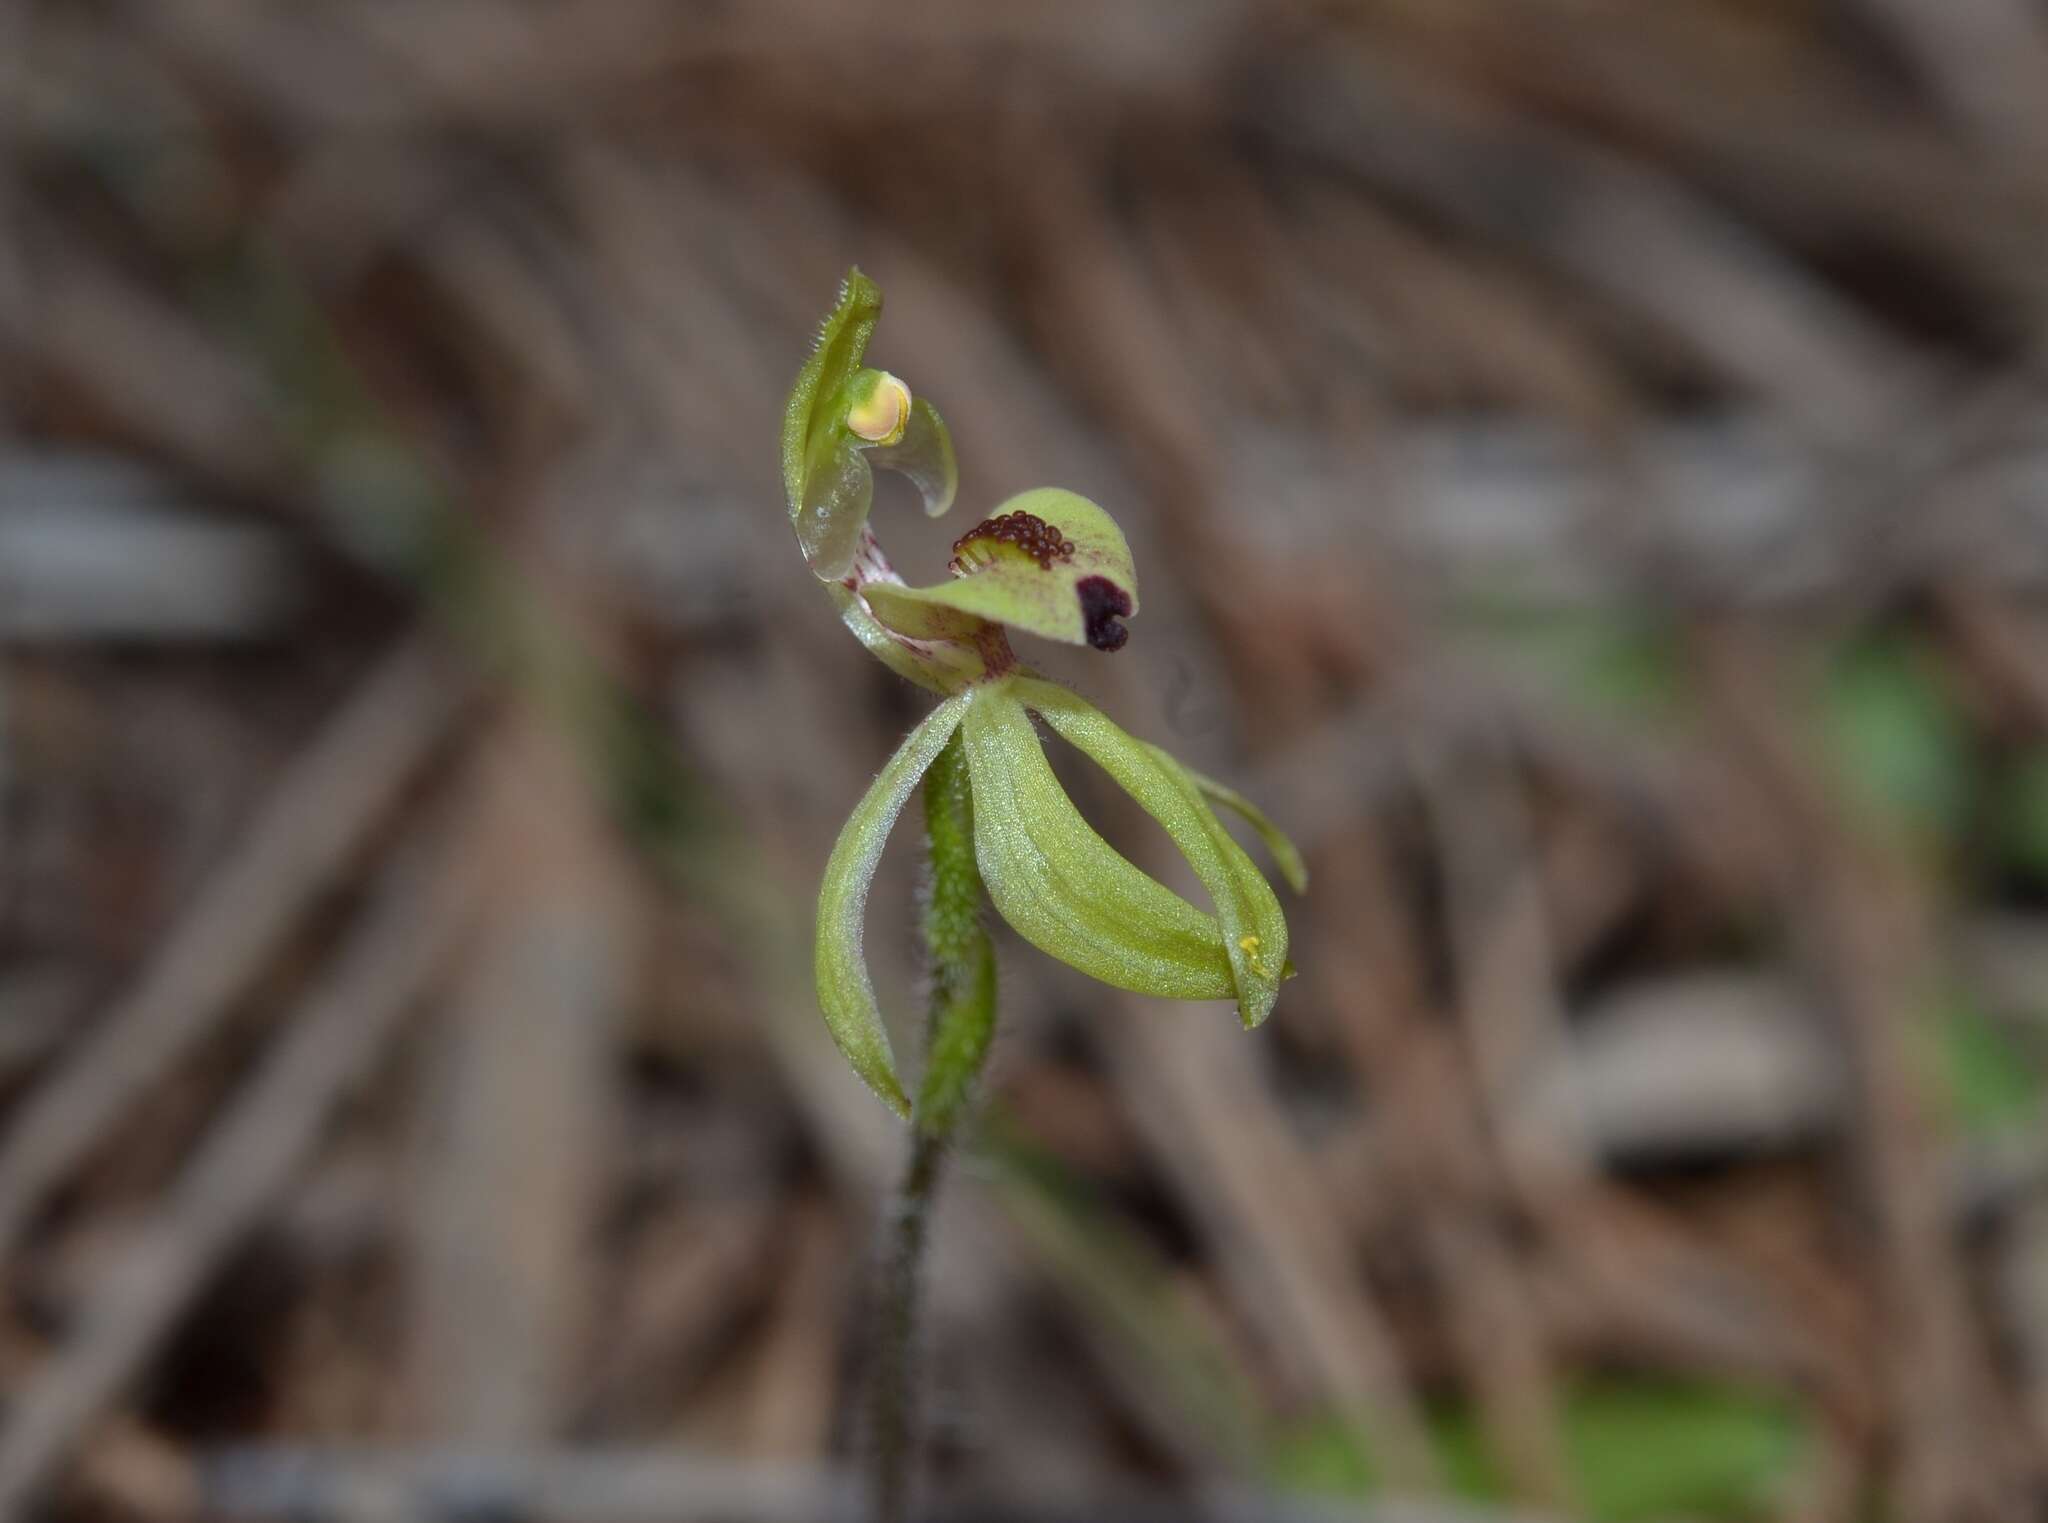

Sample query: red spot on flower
[950,510,1077,573]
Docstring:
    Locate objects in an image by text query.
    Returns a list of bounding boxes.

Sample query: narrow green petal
[868,397,958,519]
[960,684,1233,1000]
[1017,678,1290,1028]
[1145,747,1309,894]
[817,696,970,1115]
[866,488,1140,651]
[782,268,880,514]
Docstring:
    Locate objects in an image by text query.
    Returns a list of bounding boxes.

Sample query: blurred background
[7,1,2048,1519]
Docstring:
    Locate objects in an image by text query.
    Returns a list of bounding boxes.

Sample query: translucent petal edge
[796,437,874,581]
[869,396,958,519]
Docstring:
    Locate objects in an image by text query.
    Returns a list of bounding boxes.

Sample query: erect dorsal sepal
[783,273,958,582]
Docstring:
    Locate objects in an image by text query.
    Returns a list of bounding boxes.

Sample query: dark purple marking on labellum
[950,510,1076,572]
[1076,576,1132,651]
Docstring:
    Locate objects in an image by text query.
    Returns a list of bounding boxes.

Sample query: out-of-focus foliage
[7,0,2048,1517]
[1821,634,1975,845]
[1275,1379,1805,1523]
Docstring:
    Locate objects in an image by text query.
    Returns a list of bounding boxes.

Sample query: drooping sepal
[1017,678,1291,1028]
[866,488,1140,652]
[1147,748,1309,894]
[815,695,970,1116]
[958,684,1235,1000]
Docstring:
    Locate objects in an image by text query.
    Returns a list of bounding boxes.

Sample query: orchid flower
[788,269,1304,1117]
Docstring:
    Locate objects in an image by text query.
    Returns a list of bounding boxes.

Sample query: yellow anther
[1238,934,1273,977]
[847,372,911,443]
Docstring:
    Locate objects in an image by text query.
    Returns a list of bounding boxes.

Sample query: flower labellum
[862,487,1139,659]
[789,269,1304,1114]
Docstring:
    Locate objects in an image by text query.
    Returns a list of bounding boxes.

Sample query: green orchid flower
[787,269,1305,1116]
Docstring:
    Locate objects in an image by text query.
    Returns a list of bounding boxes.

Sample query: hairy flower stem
[870,732,997,1523]
[870,1126,943,1523]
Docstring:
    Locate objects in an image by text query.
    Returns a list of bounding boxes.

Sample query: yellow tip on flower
[848,372,911,443]
[1238,934,1273,978]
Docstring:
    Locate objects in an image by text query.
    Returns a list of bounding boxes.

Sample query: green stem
[870,732,997,1523]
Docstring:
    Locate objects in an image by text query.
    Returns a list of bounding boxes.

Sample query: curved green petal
[1146,748,1309,894]
[817,695,970,1116]
[866,488,1140,651]
[869,397,958,519]
[782,268,880,514]
[1017,678,1290,1028]
[959,684,1234,1000]
[795,376,961,581]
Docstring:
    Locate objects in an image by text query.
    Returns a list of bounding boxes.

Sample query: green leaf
[1273,1377,1804,1523]
[958,684,1235,1001]
[867,488,1140,651]
[1565,1379,1801,1522]
[816,695,970,1116]
[1019,678,1289,1028]
[1929,988,2039,1133]
[1993,747,2048,880]
[1152,749,1309,894]
[1819,634,1970,840]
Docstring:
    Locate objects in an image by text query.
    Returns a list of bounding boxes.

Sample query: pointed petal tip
[1014,678,1291,1026]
